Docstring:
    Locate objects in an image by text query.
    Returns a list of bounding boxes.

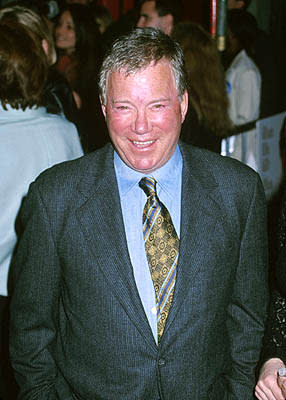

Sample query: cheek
[55,28,62,40]
[155,111,180,131]
[65,31,76,45]
[107,113,131,137]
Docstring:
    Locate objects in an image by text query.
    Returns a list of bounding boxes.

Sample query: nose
[132,109,151,135]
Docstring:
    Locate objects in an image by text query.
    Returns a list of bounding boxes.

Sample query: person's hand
[255,358,286,400]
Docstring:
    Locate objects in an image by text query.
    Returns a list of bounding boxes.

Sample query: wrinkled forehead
[105,60,179,103]
[107,58,173,82]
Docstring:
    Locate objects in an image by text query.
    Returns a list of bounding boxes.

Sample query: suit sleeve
[210,173,269,399]
[228,174,269,398]
[9,182,70,399]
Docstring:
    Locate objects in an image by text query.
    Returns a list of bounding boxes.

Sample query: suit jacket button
[158,359,165,366]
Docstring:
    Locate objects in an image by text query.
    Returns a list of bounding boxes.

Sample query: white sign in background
[256,112,285,200]
[221,112,286,200]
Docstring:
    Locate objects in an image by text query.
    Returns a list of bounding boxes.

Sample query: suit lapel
[75,146,157,351]
[164,144,222,333]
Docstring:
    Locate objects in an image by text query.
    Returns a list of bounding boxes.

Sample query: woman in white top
[0,22,83,397]
[0,20,84,395]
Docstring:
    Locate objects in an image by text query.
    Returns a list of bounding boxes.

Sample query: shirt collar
[114,145,182,197]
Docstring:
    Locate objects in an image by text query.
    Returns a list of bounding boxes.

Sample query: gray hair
[98,27,188,105]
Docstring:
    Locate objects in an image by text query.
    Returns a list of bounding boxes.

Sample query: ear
[42,39,49,56]
[180,91,188,123]
[160,14,173,36]
[100,96,107,118]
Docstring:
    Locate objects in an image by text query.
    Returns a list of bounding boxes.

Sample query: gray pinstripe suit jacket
[10,142,269,399]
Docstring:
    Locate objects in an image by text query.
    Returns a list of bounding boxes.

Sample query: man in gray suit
[10,28,268,399]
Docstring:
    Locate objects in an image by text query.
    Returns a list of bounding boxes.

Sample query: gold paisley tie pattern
[139,177,179,343]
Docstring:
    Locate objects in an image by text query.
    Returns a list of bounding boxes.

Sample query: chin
[130,163,158,174]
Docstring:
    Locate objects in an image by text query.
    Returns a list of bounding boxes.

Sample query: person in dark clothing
[44,66,82,128]
[55,3,109,151]
[256,178,286,400]
[101,7,139,56]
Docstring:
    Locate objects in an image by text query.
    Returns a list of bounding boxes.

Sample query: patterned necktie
[139,177,179,343]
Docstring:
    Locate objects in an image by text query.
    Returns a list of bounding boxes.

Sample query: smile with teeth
[132,140,154,146]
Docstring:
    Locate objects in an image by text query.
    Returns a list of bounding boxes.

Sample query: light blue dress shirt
[114,146,182,343]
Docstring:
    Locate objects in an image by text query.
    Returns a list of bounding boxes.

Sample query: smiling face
[101,59,188,174]
[55,10,76,54]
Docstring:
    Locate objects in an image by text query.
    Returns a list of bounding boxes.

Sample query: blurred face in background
[55,10,76,54]
[137,1,173,35]
[228,0,245,9]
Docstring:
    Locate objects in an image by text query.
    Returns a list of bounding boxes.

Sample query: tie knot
[139,177,157,198]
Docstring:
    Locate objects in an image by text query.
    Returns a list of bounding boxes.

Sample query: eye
[151,104,165,111]
[115,105,130,112]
